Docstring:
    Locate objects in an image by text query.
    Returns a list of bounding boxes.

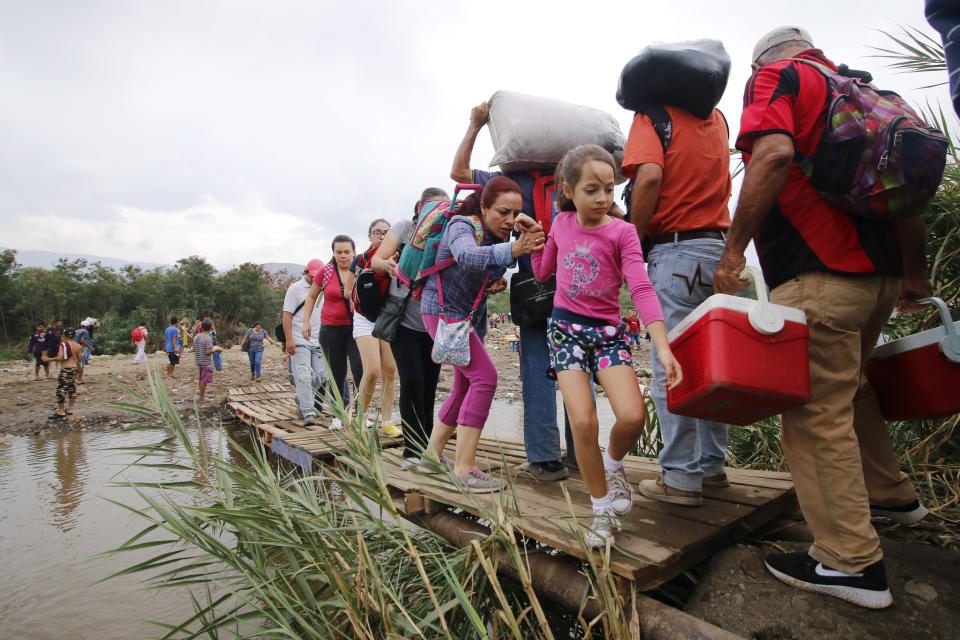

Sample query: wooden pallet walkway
[228,385,796,591]
[228,384,402,471]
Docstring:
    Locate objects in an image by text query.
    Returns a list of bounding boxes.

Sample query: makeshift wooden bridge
[227,384,796,592]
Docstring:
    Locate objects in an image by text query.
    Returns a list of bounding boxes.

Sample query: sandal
[48,413,66,420]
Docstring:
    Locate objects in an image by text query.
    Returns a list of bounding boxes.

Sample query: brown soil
[0,345,288,435]
[685,539,960,639]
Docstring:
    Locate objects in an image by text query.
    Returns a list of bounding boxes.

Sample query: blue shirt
[420,216,514,340]
[164,326,179,352]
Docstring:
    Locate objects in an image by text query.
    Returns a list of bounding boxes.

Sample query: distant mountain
[3,248,168,272]
[3,248,306,276]
[263,262,305,276]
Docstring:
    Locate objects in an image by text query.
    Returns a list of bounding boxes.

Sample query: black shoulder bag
[509,272,556,328]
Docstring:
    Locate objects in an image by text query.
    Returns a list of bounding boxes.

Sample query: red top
[314,263,353,326]
[622,107,731,238]
[625,316,642,334]
[736,49,901,289]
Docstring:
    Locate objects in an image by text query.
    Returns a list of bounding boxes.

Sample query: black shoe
[764,552,892,609]
[48,413,66,420]
[870,499,929,525]
[516,460,568,481]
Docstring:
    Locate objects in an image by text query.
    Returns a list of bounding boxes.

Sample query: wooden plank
[271,437,314,471]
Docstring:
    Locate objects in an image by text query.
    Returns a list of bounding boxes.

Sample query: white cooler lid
[869,319,960,360]
[668,293,807,342]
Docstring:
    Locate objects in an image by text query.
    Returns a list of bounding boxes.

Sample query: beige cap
[752,26,814,63]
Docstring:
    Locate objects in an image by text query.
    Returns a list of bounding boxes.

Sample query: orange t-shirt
[621,106,732,239]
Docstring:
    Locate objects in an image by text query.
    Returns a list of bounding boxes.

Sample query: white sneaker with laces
[400,457,421,471]
[605,467,634,515]
[329,418,344,431]
[584,506,620,548]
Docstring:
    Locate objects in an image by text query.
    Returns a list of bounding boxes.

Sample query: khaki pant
[771,272,918,573]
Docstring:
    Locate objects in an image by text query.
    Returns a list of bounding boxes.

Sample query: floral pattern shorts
[548,318,632,375]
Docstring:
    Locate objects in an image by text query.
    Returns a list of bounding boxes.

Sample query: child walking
[531,144,683,547]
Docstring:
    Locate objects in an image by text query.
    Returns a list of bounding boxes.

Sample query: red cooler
[864,297,960,421]
[666,268,810,425]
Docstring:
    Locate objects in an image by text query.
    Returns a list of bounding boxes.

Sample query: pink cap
[306,258,324,280]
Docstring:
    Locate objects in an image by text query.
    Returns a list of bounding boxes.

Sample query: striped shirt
[193,332,214,367]
[420,215,515,341]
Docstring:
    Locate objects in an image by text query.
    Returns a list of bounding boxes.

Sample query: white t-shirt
[283,277,322,348]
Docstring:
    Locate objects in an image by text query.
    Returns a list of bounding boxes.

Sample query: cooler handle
[739,267,785,335]
[917,297,960,364]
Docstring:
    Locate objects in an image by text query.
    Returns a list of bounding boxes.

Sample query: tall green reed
[100,367,633,639]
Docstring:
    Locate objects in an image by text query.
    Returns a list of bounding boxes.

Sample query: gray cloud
[0,0,946,268]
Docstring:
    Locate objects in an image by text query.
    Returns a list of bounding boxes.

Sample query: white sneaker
[584,506,620,549]
[365,415,376,428]
[400,457,420,471]
[328,418,344,431]
[605,467,634,515]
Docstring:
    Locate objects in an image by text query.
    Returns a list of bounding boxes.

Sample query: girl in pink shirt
[531,144,683,548]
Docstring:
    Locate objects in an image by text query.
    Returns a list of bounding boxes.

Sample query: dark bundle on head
[414,187,449,217]
[459,176,523,217]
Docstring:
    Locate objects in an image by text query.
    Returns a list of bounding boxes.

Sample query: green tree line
[0,252,294,358]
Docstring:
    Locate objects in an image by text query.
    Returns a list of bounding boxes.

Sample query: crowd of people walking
[24,22,954,612]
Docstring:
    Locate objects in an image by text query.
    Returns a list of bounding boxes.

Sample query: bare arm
[282,310,296,355]
[371,230,401,276]
[628,163,663,240]
[714,133,794,293]
[450,102,489,183]
[895,216,932,313]
[301,280,323,340]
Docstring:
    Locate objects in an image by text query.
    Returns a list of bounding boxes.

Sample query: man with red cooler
[621,94,732,507]
[714,26,930,609]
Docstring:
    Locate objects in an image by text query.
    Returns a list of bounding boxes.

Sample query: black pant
[319,324,362,407]
[390,324,441,459]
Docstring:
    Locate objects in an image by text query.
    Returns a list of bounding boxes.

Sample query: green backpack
[395,184,484,296]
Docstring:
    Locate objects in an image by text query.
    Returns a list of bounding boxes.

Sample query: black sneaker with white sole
[764,552,893,609]
[870,499,929,525]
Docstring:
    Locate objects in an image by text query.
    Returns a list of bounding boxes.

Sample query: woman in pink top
[303,234,363,429]
[531,144,683,548]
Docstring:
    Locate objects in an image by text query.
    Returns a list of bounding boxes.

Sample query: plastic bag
[616,40,731,119]
[487,90,626,175]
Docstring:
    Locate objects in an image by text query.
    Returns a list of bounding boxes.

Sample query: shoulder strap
[436,272,490,319]
[639,103,673,153]
[334,267,353,322]
[293,300,306,316]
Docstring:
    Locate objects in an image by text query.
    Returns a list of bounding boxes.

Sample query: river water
[0,396,619,639]
[0,424,256,640]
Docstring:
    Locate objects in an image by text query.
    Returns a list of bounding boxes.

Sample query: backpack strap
[529,170,557,236]
[334,267,353,324]
[419,215,486,280]
[622,103,673,222]
[639,103,673,153]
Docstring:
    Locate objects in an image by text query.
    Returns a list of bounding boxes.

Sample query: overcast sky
[0,0,950,270]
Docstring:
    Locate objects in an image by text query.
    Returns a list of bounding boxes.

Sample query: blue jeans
[291,344,328,417]
[81,347,91,366]
[248,350,263,376]
[212,351,222,372]
[647,238,728,492]
[519,325,576,464]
